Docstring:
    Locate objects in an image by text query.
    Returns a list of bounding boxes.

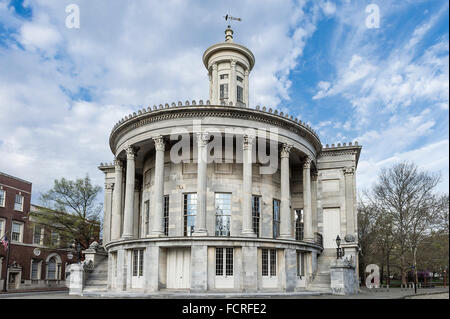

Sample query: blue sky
[0,0,448,204]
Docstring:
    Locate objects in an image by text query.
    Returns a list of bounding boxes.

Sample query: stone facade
[96,27,362,294]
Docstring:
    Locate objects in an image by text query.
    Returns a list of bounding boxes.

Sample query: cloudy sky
[0,0,448,205]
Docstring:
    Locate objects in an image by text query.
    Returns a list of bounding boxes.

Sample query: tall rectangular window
[295,209,304,241]
[0,189,5,207]
[51,231,59,247]
[33,225,42,245]
[144,200,150,234]
[220,74,228,80]
[215,247,233,276]
[236,75,243,82]
[262,249,277,277]
[273,199,280,238]
[184,193,197,236]
[215,193,231,237]
[133,249,144,277]
[220,84,228,99]
[11,222,23,242]
[297,251,306,277]
[14,194,23,211]
[252,196,260,237]
[31,260,39,280]
[163,195,169,236]
[0,218,5,238]
[237,85,243,102]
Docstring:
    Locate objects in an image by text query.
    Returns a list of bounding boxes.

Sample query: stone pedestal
[191,245,208,292]
[242,246,258,292]
[330,259,358,295]
[68,264,85,295]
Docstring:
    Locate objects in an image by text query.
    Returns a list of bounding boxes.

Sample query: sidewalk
[0,287,68,296]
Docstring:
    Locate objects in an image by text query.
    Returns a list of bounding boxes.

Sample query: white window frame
[14,194,24,212]
[0,218,5,239]
[31,259,42,280]
[0,189,5,207]
[262,249,277,277]
[50,230,60,247]
[11,221,24,242]
[33,225,44,245]
[297,251,306,278]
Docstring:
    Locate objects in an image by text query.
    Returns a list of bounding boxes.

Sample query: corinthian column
[150,136,165,237]
[244,69,249,107]
[194,132,209,236]
[303,156,313,241]
[279,143,293,239]
[211,63,218,104]
[241,135,256,237]
[230,59,237,105]
[111,159,124,241]
[103,182,114,244]
[122,146,138,239]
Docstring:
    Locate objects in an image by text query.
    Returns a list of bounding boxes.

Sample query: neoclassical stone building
[96,26,362,293]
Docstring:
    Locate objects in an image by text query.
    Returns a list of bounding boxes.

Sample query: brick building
[0,172,71,291]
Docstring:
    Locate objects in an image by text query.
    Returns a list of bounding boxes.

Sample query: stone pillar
[194,132,209,236]
[311,171,318,234]
[244,69,249,107]
[116,248,127,291]
[103,182,114,243]
[191,245,208,292]
[284,249,297,292]
[230,59,237,105]
[133,183,140,238]
[280,144,293,239]
[151,136,165,237]
[211,63,218,104]
[111,159,124,241]
[122,146,138,239]
[241,135,256,237]
[144,246,160,292]
[68,263,85,295]
[242,246,257,292]
[303,156,313,241]
[344,167,356,237]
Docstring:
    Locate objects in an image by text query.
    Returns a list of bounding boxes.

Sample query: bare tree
[367,162,441,286]
[31,175,102,250]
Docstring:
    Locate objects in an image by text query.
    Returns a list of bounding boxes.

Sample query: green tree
[31,175,102,250]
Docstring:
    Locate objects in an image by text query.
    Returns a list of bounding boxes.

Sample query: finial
[224,14,241,42]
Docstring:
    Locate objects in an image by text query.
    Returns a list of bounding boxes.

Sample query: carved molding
[196,132,210,146]
[105,183,114,191]
[303,156,312,169]
[153,136,165,151]
[113,158,124,169]
[280,143,292,158]
[343,167,355,175]
[125,145,138,160]
[242,134,255,150]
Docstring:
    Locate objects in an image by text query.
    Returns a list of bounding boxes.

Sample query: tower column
[111,159,124,241]
[211,63,218,104]
[103,182,114,243]
[150,136,165,237]
[122,146,138,239]
[194,132,209,236]
[280,144,293,239]
[230,59,237,105]
[303,156,313,241]
[244,69,249,107]
[241,135,256,237]
[344,167,356,236]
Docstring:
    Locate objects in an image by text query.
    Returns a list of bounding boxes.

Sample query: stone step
[86,280,108,286]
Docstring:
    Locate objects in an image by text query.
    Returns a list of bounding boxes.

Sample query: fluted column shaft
[150,136,165,236]
[122,146,137,239]
[303,157,313,241]
[103,183,114,243]
[344,167,356,236]
[280,144,293,239]
[241,135,256,236]
[194,132,209,236]
[111,159,123,241]
[244,69,249,107]
[211,63,218,104]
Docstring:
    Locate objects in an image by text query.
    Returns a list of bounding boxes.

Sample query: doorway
[166,248,190,289]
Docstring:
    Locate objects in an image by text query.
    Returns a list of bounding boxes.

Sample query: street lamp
[71,242,82,263]
[336,235,345,259]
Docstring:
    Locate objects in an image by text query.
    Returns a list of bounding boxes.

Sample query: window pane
[270,250,277,276]
[31,261,39,279]
[273,200,280,238]
[237,86,243,102]
[12,222,21,241]
[48,258,56,279]
[215,248,223,276]
[215,193,231,236]
[139,250,144,276]
[252,196,260,237]
[33,226,41,244]
[14,194,23,211]
[133,250,138,276]
[226,248,233,276]
[220,84,228,99]
[0,190,5,206]
[295,209,304,241]
[262,249,268,276]
[184,194,197,236]
[163,196,169,236]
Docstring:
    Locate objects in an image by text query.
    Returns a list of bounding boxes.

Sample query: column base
[148,232,164,238]
[279,234,294,240]
[192,229,208,236]
[241,230,257,237]
[121,234,133,240]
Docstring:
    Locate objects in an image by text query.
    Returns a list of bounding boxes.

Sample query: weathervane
[224,13,241,27]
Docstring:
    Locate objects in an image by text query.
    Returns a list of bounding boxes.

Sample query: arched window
[47,257,57,280]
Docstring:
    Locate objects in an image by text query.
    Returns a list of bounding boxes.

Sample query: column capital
[280,143,293,159]
[196,132,210,146]
[125,145,138,160]
[343,166,355,175]
[242,134,255,150]
[105,183,114,192]
[153,136,165,151]
[211,62,218,70]
[230,59,237,67]
[303,156,312,169]
[311,170,318,181]
[113,158,124,169]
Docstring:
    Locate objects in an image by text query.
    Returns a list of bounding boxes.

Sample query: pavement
[0,287,448,299]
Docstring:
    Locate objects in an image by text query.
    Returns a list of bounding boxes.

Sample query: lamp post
[71,242,82,263]
[336,235,345,259]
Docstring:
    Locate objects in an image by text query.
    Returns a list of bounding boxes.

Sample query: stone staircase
[307,249,335,292]
[83,255,108,292]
